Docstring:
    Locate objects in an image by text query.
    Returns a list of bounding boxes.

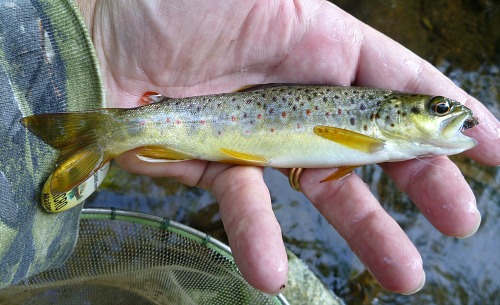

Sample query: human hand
[78,0,500,295]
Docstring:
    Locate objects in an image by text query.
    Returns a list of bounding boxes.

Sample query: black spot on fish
[272,96,277,102]
[232,97,237,102]
[269,108,275,115]
[323,97,328,103]
[307,96,312,101]
[369,95,375,100]
[350,117,356,125]
[363,125,368,131]
[236,105,241,110]
[359,104,366,111]
[246,99,252,104]
[261,93,266,98]
[282,97,287,102]
[292,105,297,111]
[411,107,420,114]
[334,95,339,99]
[257,102,262,107]
[402,112,407,117]
[390,123,395,127]
[376,101,382,106]
[370,113,376,121]
[243,112,248,118]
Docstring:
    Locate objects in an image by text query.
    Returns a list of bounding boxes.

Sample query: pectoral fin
[136,146,193,162]
[320,166,360,183]
[313,125,384,153]
[219,148,268,165]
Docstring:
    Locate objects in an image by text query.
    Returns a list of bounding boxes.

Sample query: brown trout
[21,84,478,195]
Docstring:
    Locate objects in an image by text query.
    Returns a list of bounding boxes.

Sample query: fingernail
[400,271,426,295]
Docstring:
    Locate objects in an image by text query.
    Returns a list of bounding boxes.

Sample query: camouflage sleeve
[0,0,103,287]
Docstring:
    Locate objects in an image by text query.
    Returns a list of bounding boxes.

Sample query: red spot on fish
[166,117,171,123]
[270,128,275,133]
[314,106,319,111]
[231,116,237,122]
[282,112,287,118]
[176,120,181,125]
[306,109,311,116]
[200,120,206,125]
[338,109,342,115]
[297,124,301,129]
[139,120,146,126]
[325,112,330,117]
[257,113,262,119]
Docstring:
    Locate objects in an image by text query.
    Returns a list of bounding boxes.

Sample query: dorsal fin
[232,83,294,93]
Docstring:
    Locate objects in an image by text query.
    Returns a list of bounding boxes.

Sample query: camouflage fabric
[0,0,103,288]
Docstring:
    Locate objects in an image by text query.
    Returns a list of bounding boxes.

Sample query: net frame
[0,207,290,305]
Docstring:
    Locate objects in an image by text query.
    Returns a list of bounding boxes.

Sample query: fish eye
[429,96,451,116]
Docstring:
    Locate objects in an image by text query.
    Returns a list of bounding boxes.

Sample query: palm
[82,0,500,295]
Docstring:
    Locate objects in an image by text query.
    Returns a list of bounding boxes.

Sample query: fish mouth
[461,116,479,131]
[438,106,478,150]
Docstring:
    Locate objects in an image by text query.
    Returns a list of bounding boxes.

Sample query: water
[86,1,500,304]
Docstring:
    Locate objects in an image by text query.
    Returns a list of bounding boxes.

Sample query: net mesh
[0,208,287,305]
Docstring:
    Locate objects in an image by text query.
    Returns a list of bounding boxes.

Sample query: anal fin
[219,148,268,165]
[313,125,384,153]
[136,146,193,163]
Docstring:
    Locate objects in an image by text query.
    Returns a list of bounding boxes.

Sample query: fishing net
[0,208,289,305]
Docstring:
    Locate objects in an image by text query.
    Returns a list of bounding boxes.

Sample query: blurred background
[86,1,500,304]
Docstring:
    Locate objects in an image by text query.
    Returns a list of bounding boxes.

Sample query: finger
[298,169,425,294]
[381,156,481,238]
[210,166,288,294]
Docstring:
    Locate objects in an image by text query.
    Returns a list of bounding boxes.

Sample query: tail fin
[21,111,113,194]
